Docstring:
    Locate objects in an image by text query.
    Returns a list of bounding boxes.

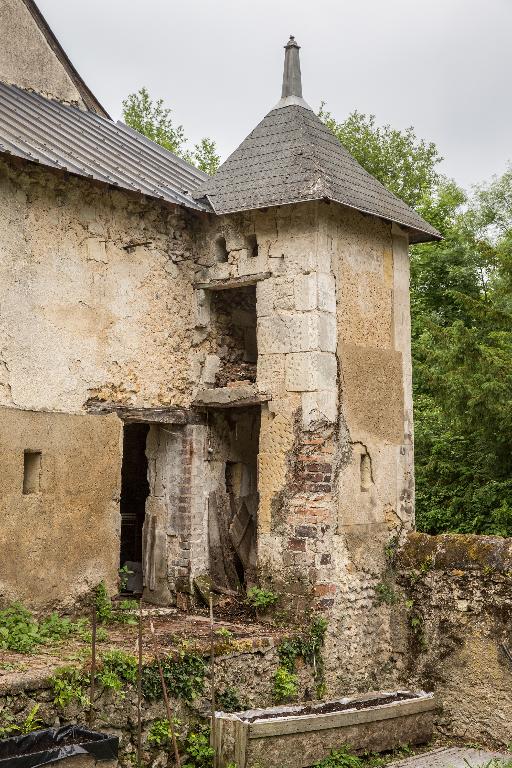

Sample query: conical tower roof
[195,36,440,244]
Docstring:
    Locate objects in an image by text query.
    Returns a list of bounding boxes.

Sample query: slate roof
[0,82,210,212]
[196,36,440,243]
[196,103,440,243]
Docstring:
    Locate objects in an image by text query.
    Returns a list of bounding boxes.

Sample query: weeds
[0,603,85,654]
[0,705,43,737]
[245,587,279,613]
[182,726,214,768]
[313,745,362,768]
[375,582,398,606]
[141,649,206,702]
[216,686,242,712]
[277,615,328,698]
[50,666,90,708]
[273,666,298,702]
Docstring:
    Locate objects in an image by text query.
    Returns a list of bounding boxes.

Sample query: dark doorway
[120,423,150,581]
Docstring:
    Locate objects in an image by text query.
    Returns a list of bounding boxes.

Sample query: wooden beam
[194,271,271,291]
[85,401,205,425]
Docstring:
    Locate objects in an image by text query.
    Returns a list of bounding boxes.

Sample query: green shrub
[182,726,214,768]
[216,686,242,712]
[50,666,89,708]
[0,603,85,654]
[141,651,206,701]
[245,587,279,612]
[313,746,363,768]
[273,667,298,702]
[147,718,173,748]
[100,649,138,685]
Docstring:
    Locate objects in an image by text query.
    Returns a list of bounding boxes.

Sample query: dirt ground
[0,603,285,691]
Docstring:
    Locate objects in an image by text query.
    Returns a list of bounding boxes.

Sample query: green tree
[320,105,512,536]
[122,87,220,174]
[319,106,442,210]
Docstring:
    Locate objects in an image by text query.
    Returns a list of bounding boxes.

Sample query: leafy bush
[99,649,137,685]
[141,650,206,701]
[375,582,398,605]
[182,726,214,768]
[0,603,84,654]
[216,686,242,712]
[147,718,174,748]
[273,667,298,702]
[51,666,89,708]
[313,746,363,768]
[245,587,279,612]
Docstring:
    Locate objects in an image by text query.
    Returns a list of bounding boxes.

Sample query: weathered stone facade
[396,533,512,746]
[0,0,445,714]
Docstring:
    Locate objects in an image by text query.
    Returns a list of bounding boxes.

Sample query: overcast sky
[38,0,511,191]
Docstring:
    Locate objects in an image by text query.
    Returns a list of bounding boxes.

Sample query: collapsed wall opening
[119,422,150,593]
[206,405,261,591]
[211,284,257,386]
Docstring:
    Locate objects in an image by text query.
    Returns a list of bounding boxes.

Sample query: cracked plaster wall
[0,156,207,413]
[0,405,121,608]
[0,0,87,108]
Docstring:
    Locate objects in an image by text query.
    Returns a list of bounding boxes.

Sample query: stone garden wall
[396,532,512,747]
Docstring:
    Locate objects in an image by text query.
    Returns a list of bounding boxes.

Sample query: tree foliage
[321,106,512,536]
[122,87,220,175]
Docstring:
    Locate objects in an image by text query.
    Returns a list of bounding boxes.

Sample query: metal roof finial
[281,35,303,99]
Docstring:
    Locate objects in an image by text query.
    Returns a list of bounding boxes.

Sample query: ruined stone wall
[0,640,317,767]
[396,532,512,747]
[0,0,88,108]
[0,405,121,609]
[0,156,207,414]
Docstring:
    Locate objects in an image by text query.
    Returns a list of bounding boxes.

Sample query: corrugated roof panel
[196,104,441,243]
[0,82,210,212]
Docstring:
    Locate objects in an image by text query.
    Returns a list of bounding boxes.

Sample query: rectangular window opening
[23,451,42,495]
[212,284,257,387]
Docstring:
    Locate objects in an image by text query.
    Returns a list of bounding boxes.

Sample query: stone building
[0,0,439,674]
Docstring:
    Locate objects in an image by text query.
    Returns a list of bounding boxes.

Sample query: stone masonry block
[294,273,317,311]
[285,352,337,392]
[202,354,221,384]
[258,313,318,354]
[302,389,338,427]
[317,273,336,312]
[318,313,337,352]
[256,280,274,317]
[257,353,285,391]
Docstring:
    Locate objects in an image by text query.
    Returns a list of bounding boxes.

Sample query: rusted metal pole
[137,599,143,768]
[149,619,181,767]
[88,604,97,728]
[209,594,217,768]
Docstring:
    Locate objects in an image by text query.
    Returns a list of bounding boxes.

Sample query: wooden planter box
[213,690,436,768]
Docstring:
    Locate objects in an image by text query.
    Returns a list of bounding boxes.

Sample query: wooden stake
[88,604,97,728]
[137,599,143,768]
[209,594,217,768]
[149,619,181,767]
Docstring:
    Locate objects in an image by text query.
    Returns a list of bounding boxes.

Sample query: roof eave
[200,193,442,242]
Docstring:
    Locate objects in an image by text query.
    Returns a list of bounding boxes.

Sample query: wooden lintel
[85,401,204,425]
[194,271,271,291]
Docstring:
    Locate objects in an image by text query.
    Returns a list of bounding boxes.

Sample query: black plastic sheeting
[0,726,118,768]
